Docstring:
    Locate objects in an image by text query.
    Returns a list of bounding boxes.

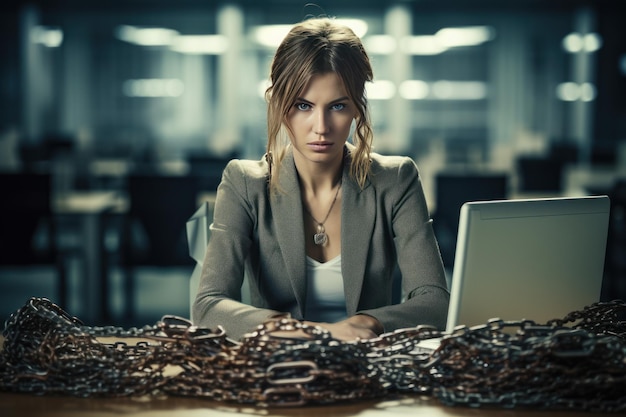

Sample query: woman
[192,17,449,341]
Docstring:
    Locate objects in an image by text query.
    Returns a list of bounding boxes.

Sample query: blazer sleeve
[191,160,280,339]
[359,157,450,331]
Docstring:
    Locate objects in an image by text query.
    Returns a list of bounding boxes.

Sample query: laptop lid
[445,195,610,333]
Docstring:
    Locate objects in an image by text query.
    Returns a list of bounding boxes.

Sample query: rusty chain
[1,297,625,411]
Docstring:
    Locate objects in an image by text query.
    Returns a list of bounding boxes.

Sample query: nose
[313,109,329,136]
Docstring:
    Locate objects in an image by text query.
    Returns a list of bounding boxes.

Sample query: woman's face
[286,72,356,169]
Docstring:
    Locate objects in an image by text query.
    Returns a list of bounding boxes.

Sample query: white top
[304,255,347,323]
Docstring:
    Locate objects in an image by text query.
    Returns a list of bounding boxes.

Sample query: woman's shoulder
[222,156,270,190]
[225,157,268,176]
[368,151,419,183]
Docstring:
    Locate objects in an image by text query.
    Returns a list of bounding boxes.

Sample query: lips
[307,142,333,152]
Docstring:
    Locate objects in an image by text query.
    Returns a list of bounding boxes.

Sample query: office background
[1,0,625,327]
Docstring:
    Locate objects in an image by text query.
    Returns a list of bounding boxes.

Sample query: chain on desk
[1,297,625,411]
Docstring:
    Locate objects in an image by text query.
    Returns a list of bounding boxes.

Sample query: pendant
[314,224,328,246]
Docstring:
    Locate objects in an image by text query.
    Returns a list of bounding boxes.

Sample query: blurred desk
[564,164,626,195]
[54,191,127,214]
[197,191,217,207]
[53,191,127,324]
[1,392,621,417]
[52,190,212,325]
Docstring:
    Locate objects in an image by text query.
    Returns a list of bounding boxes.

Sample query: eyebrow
[296,96,350,105]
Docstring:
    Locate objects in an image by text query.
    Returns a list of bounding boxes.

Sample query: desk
[1,392,621,417]
[1,324,624,417]
[564,164,626,195]
[53,191,127,324]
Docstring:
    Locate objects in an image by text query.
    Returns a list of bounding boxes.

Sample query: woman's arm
[191,160,280,339]
[358,157,450,332]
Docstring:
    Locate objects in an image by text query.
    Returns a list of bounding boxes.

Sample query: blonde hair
[265,18,374,193]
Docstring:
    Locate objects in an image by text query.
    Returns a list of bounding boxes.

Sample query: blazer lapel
[341,153,375,315]
[271,150,307,315]
[270,146,376,317]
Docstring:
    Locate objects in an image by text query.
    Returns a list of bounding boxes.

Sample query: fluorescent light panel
[123,79,185,97]
[171,35,229,54]
[556,82,596,102]
[115,25,228,54]
[562,32,602,53]
[115,25,178,46]
[401,35,447,55]
[32,26,63,47]
[435,26,495,47]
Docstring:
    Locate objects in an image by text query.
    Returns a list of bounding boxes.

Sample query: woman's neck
[294,152,344,195]
[296,162,342,195]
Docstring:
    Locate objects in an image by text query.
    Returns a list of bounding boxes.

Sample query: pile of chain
[1,297,625,411]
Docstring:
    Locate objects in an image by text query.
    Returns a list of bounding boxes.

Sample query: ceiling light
[335,18,368,38]
[251,25,292,48]
[115,25,179,46]
[364,35,397,54]
[399,80,429,99]
[435,26,495,48]
[562,32,602,53]
[31,26,63,47]
[401,35,447,55]
[366,80,396,100]
[170,35,229,54]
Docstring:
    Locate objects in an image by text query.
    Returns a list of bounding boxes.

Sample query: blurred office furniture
[433,172,508,270]
[17,135,75,175]
[549,140,580,166]
[516,155,565,193]
[590,142,618,167]
[0,172,68,313]
[118,174,198,323]
[88,158,131,191]
[186,152,233,192]
[54,190,126,324]
[444,137,489,166]
[515,141,580,194]
[602,179,626,302]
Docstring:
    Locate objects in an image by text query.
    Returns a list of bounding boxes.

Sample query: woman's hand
[266,314,383,342]
[305,314,383,342]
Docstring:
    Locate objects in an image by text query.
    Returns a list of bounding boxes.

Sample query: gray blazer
[192,146,449,340]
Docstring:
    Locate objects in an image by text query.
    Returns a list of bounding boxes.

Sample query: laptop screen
[446,195,610,332]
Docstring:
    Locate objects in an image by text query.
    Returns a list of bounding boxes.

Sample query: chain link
[1,297,625,411]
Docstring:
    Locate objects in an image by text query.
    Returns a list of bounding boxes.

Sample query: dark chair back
[516,156,564,192]
[0,172,55,265]
[0,172,66,308]
[186,153,231,192]
[119,174,198,322]
[124,174,198,266]
[602,179,626,301]
[433,172,508,269]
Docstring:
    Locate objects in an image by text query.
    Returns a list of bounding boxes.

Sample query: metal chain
[1,297,625,411]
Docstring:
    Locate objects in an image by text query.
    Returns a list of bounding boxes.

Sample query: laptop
[419,195,610,349]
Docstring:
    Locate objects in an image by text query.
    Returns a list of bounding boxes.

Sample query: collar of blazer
[270,144,376,316]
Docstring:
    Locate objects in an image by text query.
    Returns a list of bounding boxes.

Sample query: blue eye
[296,102,311,111]
[331,103,346,111]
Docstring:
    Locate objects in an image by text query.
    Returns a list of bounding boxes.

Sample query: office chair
[602,179,626,302]
[0,172,68,314]
[186,200,252,319]
[433,172,509,269]
[118,174,198,323]
[186,152,232,193]
[516,155,564,193]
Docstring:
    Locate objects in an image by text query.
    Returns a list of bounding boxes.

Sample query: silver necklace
[304,181,342,246]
